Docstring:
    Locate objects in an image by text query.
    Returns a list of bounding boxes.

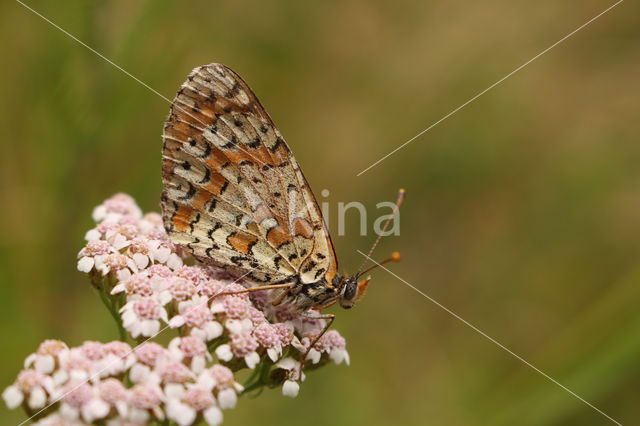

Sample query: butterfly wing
[161,63,338,285]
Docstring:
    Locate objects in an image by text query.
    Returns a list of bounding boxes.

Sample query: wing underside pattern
[161,64,337,285]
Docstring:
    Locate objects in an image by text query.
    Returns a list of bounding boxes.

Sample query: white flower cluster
[77,193,183,279]
[2,339,240,425]
[4,194,350,425]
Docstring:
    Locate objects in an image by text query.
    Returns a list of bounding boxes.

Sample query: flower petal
[215,345,233,362]
[77,257,95,273]
[282,380,300,398]
[203,406,224,426]
[217,388,237,409]
[2,385,23,409]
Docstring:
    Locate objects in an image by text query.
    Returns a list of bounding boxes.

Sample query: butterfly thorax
[276,274,359,312]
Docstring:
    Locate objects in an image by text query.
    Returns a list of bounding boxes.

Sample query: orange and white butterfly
[161,64,401,341]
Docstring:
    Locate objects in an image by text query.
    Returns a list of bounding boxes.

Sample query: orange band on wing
[266,225,292,248]
[173,205,196,232]
[292,218,314,239]
[227,232,258,255]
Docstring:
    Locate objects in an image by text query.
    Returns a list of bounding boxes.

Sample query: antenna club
[397,189,406,206]
[390,251,401,262]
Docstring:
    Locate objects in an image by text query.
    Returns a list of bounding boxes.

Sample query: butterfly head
[337,276,359,309]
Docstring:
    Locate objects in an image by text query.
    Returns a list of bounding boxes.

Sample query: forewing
[161,63,337,284]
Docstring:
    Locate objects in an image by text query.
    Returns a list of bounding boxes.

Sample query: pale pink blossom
[3,369,53,409]
[134,342,168,368]
[98,253,138,277]
[77,240,115,273]
[120,296,168,338]
[175,265,210,286]
[196,279,225,299]
[76,341,129,379]
[2,385,23,409]
[216,319,260,369]
[92,193,142,222]
[149,240,173,264]
[292,336,322,364]
[128,384,164,423]
[158,361,193,384]
[146,264,173,278]
[169,297,223,341]
[247,306,268,325]
[98,378,129,417]
[57,348,92,383]
[125,237,154,269]
[100,341,136,376]
[166,252,184,270]
[274,358,305,397]
[24,339,69,375]
[220,296,251,320]
[316,330,350,365]
[91,221,119,240]
[111,272,171,305]
[169,336,211,373]
[59,382,110,423]
[130,343,168,385]
[196,365,241,393]
[168,277,197,302]
[195,365,242,410]
[272,322,294,347]
[165,384,222,426]
[142,212,163,228]
[253,322,283,361]
[33,413,86,425]
[282,380,300,398]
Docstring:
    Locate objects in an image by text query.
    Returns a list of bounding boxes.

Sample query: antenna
[355,188,405,277]
[357,251,401,278]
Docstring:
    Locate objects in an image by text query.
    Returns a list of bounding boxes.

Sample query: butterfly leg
[298,311,336,381]
[217,283,294,297]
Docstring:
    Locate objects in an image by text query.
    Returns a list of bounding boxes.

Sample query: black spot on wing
[189,213,201,233]
[178,183,196,201]
[207,222,222,240]
[314,268,326,280]
[198,167,211,184]
[207,199,217,213]
[247,138,261,149]
[302,260,317,274]
[273,255,283,270]
[269,137,285,153]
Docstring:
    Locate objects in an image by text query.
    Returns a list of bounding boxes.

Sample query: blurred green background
[1,0,639,424]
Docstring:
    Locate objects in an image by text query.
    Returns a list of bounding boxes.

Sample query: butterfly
[160,63,402,363]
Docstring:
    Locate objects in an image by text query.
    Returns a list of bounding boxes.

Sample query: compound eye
[342,279,358,301]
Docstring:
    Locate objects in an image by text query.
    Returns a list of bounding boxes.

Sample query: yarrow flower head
[5,193,351,425]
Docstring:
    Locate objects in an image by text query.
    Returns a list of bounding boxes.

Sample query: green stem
[95,282,128,342]
[241,360,274,395]
[242,362,263,388]
[241,379,267,395]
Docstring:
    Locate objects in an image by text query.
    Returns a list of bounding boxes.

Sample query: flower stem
[241,360,274,395]
[94,280,128,342]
